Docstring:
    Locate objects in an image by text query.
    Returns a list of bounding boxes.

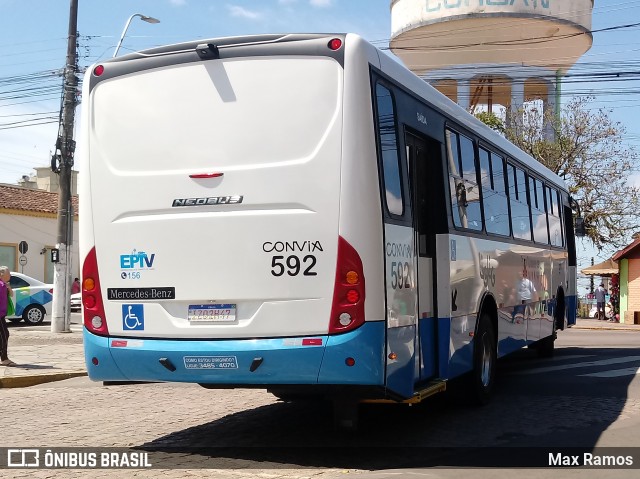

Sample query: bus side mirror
[569,196,585,237]
[574,217,586,237]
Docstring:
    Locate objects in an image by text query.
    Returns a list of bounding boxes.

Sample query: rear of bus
[79,34,387,393]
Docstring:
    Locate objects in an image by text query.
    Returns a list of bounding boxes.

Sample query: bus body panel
[86,55,344,340]
[84,321,386,386]
[383,223,418,398]
[79,33,578,402]
[448,234,570,360]
[339,34,385,325]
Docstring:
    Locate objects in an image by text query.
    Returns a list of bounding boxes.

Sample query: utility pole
[51,0,79,333]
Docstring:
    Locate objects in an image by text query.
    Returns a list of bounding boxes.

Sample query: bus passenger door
[406,132,438,382]
[383,172,418,399]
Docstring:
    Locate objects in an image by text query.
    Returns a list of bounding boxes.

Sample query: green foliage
[476,97,640,251]
[474,111,505,134]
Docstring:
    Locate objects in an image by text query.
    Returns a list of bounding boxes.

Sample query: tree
[477,97,640,251]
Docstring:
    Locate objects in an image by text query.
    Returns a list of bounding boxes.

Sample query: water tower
[390,0,594,129]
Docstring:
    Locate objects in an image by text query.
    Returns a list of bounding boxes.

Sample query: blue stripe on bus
[566,294,577,326]
[83,321,386,386]
[437,317,451,380]
[318,320,385,385]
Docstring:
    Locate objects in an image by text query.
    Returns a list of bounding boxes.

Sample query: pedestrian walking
[595,283,607,320]
[71,277,81,295]
[0,265,17,367]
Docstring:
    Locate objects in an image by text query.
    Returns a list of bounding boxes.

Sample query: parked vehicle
[80,33,580,429]
[7,272,53,325]
[589,303,613,320]
[70,293,81,312]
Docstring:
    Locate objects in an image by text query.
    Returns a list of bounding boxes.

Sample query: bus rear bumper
[83,321,385,386]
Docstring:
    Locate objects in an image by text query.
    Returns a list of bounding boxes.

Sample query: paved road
[2,327,640,478]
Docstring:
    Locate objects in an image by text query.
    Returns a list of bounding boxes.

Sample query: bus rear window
[90,57,342,171]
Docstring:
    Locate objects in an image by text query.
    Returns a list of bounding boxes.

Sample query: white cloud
[169,0,187,6]
[227,5,262,20]
[310,0,333,7]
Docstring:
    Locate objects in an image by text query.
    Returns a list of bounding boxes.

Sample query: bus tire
[470,314,496,405]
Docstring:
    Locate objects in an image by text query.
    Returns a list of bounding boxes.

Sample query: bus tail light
[329,236,365,334]
[328,38,343,51]
[82,247,109,336]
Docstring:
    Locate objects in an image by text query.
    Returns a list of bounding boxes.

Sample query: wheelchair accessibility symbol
[122,304,144,330]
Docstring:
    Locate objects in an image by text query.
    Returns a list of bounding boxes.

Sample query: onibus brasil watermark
[4,448,151,469]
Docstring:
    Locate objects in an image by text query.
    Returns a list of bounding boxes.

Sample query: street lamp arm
[113,13,160,58]
[113,13,140,58]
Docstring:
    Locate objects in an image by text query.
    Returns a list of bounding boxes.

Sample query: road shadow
[136,345,638,469]
[9,363,58,370]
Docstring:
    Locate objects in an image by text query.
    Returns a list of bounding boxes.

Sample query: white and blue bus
[79,33,579,425]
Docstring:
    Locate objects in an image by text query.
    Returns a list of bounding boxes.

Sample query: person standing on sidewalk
[595,283,607,320]
[71,277,80,295]
[0,266,16,366]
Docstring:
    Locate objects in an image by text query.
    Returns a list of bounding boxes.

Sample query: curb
[572,326,640,332]
[0,371,87,389]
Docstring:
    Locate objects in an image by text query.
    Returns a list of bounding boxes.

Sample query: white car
[70,292,81,312]
[7,272,54,325]
[588,303,613,320]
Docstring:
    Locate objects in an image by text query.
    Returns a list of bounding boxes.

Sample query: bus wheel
[471,314,496,405]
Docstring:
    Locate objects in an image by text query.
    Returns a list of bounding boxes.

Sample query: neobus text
[172,195,243,207]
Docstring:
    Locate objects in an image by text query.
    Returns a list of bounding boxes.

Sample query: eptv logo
[120,249,156,269]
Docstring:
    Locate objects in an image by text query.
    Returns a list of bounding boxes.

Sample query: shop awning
[581,258,618,276]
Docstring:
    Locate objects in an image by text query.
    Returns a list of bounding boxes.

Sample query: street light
[113,13,160,58]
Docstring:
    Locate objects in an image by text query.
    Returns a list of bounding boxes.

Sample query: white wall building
[0,183,79,283]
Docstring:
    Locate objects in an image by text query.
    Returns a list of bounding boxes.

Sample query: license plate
[188,304,236,322]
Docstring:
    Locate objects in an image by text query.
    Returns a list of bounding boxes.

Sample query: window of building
[0,244,17,271]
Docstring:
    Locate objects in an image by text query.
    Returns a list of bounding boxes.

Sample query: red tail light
[82,247,109,336]
[329,236,365,334]
[328,38,343,51]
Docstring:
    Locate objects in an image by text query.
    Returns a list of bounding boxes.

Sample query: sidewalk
[1,317,639,389]
[0,326,87,388]
[572,316,640,331]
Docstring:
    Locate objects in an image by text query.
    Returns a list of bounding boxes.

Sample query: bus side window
[446,129,482,231]
[480,148,510,236]
[375,83,404,217]
[547,186,563,246]
[508,163,532,241]
[530,176,549,244]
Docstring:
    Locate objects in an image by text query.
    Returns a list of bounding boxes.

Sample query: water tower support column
[458,79,470,112]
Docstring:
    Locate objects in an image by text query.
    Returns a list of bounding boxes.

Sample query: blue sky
[1,0,639,285]
[0,0,392,186]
